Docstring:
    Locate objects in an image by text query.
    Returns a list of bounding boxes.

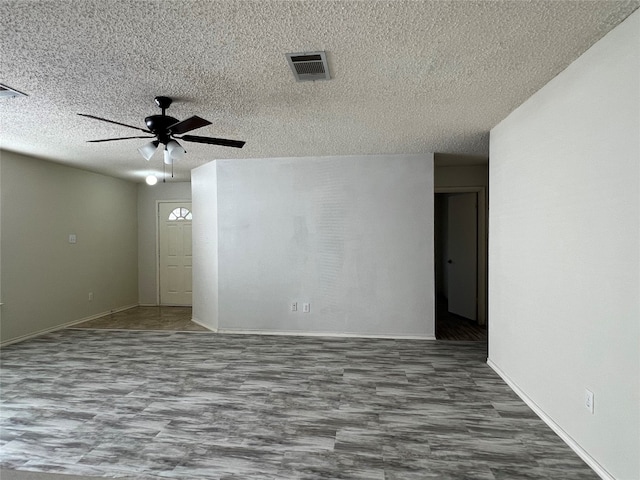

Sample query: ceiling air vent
[0,83,27,99]
[286,51,330,82]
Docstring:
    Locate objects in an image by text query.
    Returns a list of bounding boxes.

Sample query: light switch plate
[585,389,594,414]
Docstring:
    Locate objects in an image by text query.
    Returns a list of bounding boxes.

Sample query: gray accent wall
[192,154,435,337]
[488,10,639,480]
[0,151,138,343]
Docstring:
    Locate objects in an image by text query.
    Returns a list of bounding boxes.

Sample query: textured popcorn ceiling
[1,0,638,182]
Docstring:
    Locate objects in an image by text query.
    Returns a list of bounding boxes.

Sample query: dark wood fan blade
[179,135,245,148]
[78,113,151,133]
[87,136,154,143]
[168,116,212,135]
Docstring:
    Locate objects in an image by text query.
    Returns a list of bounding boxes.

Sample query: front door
[159,202,192,306]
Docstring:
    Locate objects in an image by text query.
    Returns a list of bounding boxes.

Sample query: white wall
[0,151,139,343]
[192,162,219,330]
[0,152,3,330]
[137,181,191,305]
[489,10,639,480]
[192,153,435,337]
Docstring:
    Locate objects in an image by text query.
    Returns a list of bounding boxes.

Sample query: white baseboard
[217,328,436,340]
[0,304,138,347]
[486,359,614,480]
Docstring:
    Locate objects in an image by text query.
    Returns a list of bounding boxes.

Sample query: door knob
[447,259,453,264]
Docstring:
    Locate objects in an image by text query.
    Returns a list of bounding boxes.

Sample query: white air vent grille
[286,52,330,82]
[0,83,27,99]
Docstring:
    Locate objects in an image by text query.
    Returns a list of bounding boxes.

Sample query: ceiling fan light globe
[138,141,159,161]
[166,140,186,161]
[163,149,174,165]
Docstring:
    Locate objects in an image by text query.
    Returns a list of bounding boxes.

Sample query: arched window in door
[168,207,192,221]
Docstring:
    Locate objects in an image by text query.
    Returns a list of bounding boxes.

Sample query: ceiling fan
[78,96,245,165]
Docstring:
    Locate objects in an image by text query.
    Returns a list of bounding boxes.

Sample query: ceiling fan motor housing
[145,115,179,141]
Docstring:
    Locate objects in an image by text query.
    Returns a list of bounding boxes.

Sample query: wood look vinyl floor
[0,321,596,479]
[73,307,208,332]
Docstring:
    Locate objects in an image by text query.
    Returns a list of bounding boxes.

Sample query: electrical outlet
[303,303,310,313]
[291,302,297,312]
[585,389,594,414]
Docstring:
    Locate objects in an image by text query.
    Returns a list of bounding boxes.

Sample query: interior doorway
[158,202,193,306]
[434,187,487,340]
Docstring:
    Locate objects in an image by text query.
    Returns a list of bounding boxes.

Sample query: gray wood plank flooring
[1,329,597,479]
[72,307,207,332]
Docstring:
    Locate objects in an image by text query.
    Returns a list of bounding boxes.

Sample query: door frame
[156,200,192,305]
[434,186,487,326]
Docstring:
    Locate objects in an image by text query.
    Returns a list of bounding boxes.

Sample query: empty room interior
[0,2,638,480]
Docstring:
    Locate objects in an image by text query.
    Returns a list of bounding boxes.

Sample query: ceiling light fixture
[141,139,185,164]
[145,175,158,186]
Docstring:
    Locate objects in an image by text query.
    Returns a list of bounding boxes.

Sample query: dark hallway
[436,294,487,342]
